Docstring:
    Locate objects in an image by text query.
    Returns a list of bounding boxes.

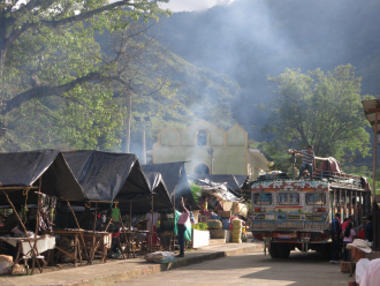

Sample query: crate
[340,261,355,273]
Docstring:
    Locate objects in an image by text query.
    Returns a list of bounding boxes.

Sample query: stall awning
[145,172,173,212]
[0,150,84,202]
[63,150,151,202]
[142,162,198,210]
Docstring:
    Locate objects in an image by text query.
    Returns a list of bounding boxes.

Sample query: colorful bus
[247,170,371,258]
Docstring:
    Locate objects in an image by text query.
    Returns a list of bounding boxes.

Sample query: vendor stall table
[0,234,55,274]
[117,229,150,259]
[53,229,86,266]
[82,230,112,263]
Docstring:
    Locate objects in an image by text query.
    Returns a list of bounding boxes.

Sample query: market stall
[61,150,154,262]
[0,150,84,274]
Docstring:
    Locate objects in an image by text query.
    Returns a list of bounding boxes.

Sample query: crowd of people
[330,212,373,264]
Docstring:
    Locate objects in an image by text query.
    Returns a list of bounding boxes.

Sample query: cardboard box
[218,210,231,218]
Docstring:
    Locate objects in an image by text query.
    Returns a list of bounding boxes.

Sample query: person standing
[365,215,373,242]
[330,213,342,263]
[343,222,356,261]
[177,197,190,257]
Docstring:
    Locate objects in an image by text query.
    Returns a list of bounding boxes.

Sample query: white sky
[159,0,236,12]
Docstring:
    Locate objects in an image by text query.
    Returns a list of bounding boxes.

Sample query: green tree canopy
[262,64,371,171]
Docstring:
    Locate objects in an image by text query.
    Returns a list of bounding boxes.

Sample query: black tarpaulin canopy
[0,149,84,202]
[142,162,198,210]
[62,150,151,203]
[145,172,173,212]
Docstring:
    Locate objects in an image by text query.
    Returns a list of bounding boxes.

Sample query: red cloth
[357,228,365,239]
[342,219,351,232]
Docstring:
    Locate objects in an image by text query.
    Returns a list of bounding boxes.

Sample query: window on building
[197,129,208,146]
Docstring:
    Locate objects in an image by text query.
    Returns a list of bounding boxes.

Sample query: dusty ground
[113,250,352,286]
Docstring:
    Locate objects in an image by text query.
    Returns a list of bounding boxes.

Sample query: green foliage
[0,0,237,152]
[190,182,203,204]
[262,64,371,172]
[192,222,208,231]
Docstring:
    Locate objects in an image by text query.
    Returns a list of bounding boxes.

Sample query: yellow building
[152,120,269,179]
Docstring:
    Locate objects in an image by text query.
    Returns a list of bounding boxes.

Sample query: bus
[247,158,371,258]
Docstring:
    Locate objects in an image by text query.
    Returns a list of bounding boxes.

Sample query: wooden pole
[151,194,154,252]
[129,201,132,230]
[1,190,28,234]
[66,201,89,260]
[373,112,378,202]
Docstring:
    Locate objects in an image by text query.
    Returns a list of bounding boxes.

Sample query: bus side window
[306,193,326,205]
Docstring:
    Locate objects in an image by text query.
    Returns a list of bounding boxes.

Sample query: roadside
[0,242,263,286]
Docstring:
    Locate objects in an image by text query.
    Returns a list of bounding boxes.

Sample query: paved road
[113,250,352,286]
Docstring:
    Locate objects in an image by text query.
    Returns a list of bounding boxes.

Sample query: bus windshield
[279,192,299,205]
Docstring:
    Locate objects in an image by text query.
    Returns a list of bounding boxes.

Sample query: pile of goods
[231,219,243,243]
[207,219,225,239]
[145,251,175,264]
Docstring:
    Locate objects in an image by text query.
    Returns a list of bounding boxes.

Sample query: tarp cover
[207,175,248,197]
[63,151,151,202]
[145,172,173,212]
[190,177,240,202]
[142,162,198,210]
[0,150,84,202]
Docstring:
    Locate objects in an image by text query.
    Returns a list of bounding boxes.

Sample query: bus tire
[278,246,290,258]
[269,244,280,258]
[317,244,331,259]
[269,244,290,258]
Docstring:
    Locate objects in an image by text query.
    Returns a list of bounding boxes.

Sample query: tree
[0,0,167,150]
[262,64,371,170]
[0,0,166,115]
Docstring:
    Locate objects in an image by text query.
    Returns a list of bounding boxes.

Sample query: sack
[145,251,175,264]
[207,219,222,230]
[0,255,13,275]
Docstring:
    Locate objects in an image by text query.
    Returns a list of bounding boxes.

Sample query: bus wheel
[278,247,290,258]
[269,244,290,258]
[317,245,331,259]
[269,244,280,258]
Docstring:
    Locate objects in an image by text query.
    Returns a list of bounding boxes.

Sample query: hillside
[151,0,380,139]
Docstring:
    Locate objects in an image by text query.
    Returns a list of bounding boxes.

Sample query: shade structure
[142,162,198,210]
[0,149,84,203]
[62,150,151,203]
[145,172,173,213]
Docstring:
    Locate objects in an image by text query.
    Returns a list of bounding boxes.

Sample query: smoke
[152,0,380,140]
[160,0,235,12]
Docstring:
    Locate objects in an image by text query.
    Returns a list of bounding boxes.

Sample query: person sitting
[289,145,316,179]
